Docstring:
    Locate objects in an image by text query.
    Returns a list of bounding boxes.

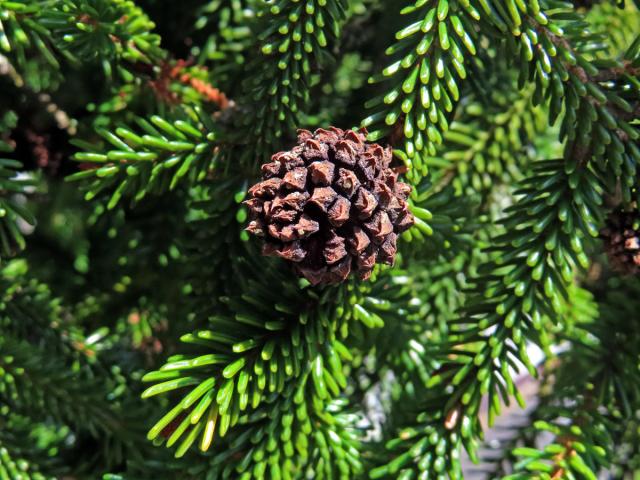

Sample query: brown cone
[600,209,640,275]
[245,127,414,285]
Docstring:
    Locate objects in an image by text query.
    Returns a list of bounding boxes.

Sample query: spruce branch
[0,0,65,75]
[1,0,165,83]
[403,177,477,251]
[181,175,251,303]
[3,0,232,111]
[0,110,36,259]
[38,0,164,78]
[0,439,52,480]
[426,63,548,202]
[67,111,220,208]
[159,59,232,110]
[370,162,604,478]
[141,255,417,459]
[200,370,363,479]
[141,266,350,457]
[493,6,640,192]
[241,0,348,162]
[503,279,640,479]
[0,266,159,471]
[187,0,256,87]
[0,336,148,455]
[370,4,640,477]
[91,58,235,121]
[473,285,598,478]
[362,0,483,184]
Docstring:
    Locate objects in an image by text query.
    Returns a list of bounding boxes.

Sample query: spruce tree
[1,0,640,479]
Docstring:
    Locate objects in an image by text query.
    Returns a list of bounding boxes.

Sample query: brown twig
[169,59,232,110]
[148,59,233,110]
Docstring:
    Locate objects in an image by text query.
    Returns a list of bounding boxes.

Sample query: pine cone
[600,209,640,275]
[245,127,414,285]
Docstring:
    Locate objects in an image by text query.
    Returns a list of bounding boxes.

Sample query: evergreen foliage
[0,0,639,479]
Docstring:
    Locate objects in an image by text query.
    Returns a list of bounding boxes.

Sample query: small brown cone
[245,127,414,285]
[600,209,640,275]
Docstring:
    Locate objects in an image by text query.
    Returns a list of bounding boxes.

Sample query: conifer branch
[1,0,164,80]
[242,0,348,161]
[504,279,640,479]
[141,258,416,461]
[371,4,640,477]
[0,110,36,259]
[0,438,52,480]
[363,0,483,183]
[0,336,149,456]
[202,372,363,479]
[427,65,547,201]
[68,112,220,208]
